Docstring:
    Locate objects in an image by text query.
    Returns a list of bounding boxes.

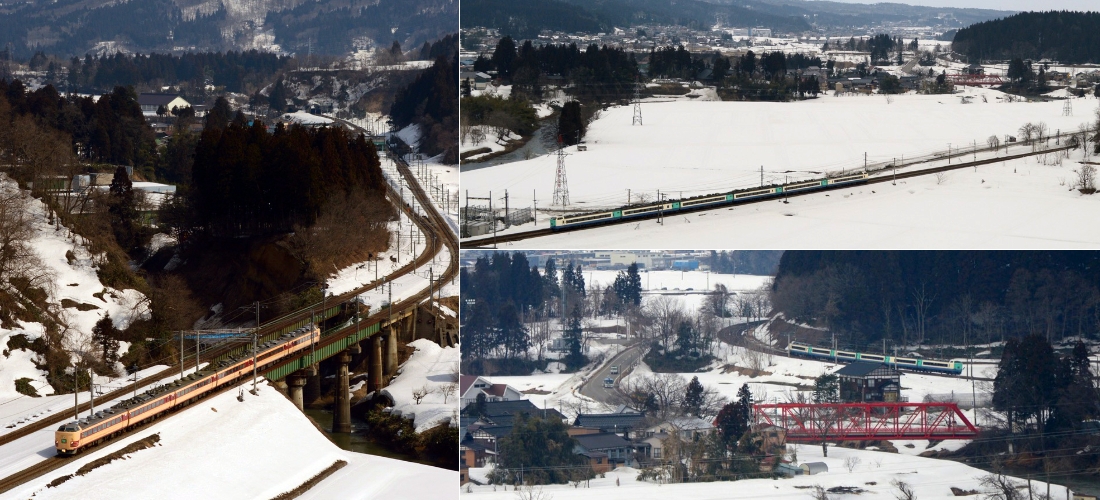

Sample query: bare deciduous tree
[1078,164,1096,194]
[514,485,553,500]
[844,456,862,472]
[438,382,458,404]
[979,473,1024,500]
[892,479,917,500]
[412,385,429,404]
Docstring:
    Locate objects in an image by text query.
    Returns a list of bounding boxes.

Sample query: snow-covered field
[585,270,772,311]
[464,440,1069,500]
[463,88,1097,209]
[504,138,1100,248]
[5,383,455,500]
[462,89,1100,247]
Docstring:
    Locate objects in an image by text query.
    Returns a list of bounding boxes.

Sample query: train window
[735,189,774,198]
[862,355,884,361]
[896,358,916,364]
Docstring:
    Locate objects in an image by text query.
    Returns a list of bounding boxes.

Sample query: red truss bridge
[754,402,979,442]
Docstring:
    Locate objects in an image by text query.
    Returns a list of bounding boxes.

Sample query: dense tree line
[0,80,157,175]
[389,34,458,163]
[461,252,599,373]
[190,101,387,236]
[484,38,640,103]
[993,336,1098,437]
[953,11,1100,64]
[64,51,290,94]
[771,251,1100,350]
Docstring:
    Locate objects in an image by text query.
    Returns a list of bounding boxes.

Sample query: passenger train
[55,325,320,455]
[786,341,964,375]
[549,173,869,229]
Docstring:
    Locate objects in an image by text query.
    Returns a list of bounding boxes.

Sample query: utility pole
[179,330,184,381]
[760,165,764,187]
[533,190,537,227]
[195,331,200,373]
[88,368,95,416]
[251,330,258,394]
[893,158,896,185]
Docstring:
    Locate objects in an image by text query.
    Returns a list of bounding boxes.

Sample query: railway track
[0,188,428,450]
[0,141,454,493]
[462,142,1076,247]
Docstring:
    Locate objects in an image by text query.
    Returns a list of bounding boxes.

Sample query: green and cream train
[786,341,964,375]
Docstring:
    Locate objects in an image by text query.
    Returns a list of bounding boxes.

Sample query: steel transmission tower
[632,78,643,126]
[1063,100,1073,116]
[553,135,570,206]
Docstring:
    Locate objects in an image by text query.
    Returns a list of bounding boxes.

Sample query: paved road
[579,341,648,405]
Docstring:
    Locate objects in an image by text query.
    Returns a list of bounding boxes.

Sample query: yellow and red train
[55,325,319,455]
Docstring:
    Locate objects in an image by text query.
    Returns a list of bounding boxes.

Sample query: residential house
[636,417,714,461]
[573,432,635,468]
[572,406,646,439]
[460,375,524,407]
[835,362,902,403]
[138,93,192,117]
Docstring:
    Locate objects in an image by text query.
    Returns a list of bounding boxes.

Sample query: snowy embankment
[464,440,1069,500]
[0,174,149,425]
[379,339,459,433]
[460,126,522,160]
[6,384,455,500]
[403,150,460,237]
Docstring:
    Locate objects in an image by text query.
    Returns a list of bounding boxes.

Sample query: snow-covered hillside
[0,175,148,402]
[5,383,455,500]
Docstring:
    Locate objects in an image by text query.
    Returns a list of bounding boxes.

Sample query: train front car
[55,423,82,455]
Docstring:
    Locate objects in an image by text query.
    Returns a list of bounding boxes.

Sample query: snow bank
[7,383,455,500]
[380,339,459,432]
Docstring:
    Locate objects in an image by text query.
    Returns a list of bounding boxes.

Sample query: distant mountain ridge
[0,0,457,57]
[462,0,1013,40]
[462,0,811,39]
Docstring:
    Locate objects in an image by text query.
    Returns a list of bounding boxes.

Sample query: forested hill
[0,0,455,58]
[952,11,1100,63]
[770,251,1100,348]
[461,0,810,40]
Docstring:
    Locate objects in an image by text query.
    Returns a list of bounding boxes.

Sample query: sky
[820,0,1097,12]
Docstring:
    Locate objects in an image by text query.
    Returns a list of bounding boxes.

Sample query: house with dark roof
[460,399,567,465]
[460,375,523,407]
[834,362,901,402]
[572,407,646,439]
[573,432,635,468]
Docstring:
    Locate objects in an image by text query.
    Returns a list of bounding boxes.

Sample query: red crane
[754,402,979,442]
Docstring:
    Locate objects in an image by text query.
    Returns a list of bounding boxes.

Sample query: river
[304,408,435,467]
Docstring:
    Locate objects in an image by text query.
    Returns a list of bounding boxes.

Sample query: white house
[138,93,192,117]
[459,375,523,407]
